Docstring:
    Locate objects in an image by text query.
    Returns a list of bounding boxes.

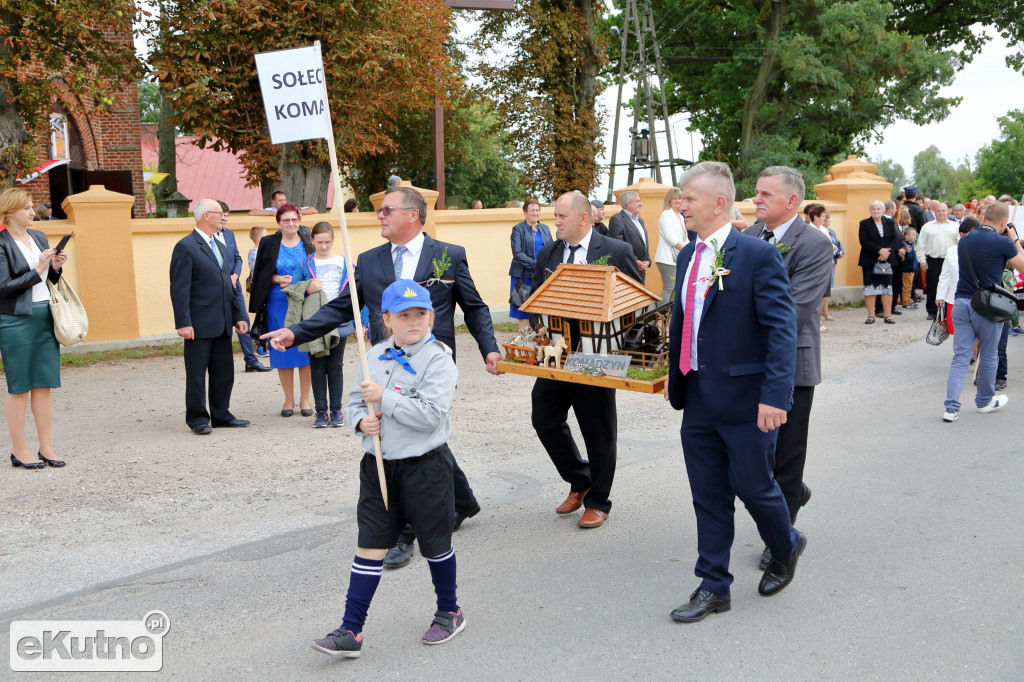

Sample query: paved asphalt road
[3,330,1023,680]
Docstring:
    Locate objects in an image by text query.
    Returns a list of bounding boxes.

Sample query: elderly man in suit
[530,192,641,529]
[169,199,251,435]
[263,185,500,565]
[745,166,834,570]
[607,190,651,282]
[667,162,805,623]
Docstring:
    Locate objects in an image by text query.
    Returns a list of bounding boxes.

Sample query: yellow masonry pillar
[62,186,141,341]
[613,176,674,296]
[814,155,893,288]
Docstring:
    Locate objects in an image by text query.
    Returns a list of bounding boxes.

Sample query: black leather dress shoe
[10,453,45,469]
[245,362,271,372]
[383,542,413,569]
[212,418,250,428]
[38,451,66,467]
[759,530,807,596]
[759,484,811,569]
[192,424,213,435]
[671,588,731,623]
[453,503,481,531]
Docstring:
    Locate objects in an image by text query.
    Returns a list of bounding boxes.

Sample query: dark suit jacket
[290,234,499,362]
[667,229,796,421]
[531,229,642,343]
[858,217,902,269]
[248,231,314,313]
[170,230,244,338]
[607,210,651,282]
[907,202,927,230]
[0,229,61,315]
[219,229,243,279]
[745,217,834,387]
[509,221,552,279]
[592,221,609,236]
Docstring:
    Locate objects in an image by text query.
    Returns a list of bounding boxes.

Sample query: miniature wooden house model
[519,263,660,354]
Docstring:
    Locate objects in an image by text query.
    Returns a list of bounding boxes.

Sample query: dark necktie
[566,244,582,263]
[761,230,775,242]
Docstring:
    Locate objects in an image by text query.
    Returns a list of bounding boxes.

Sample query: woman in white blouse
[655,187,688,300]
[0,188,68,469]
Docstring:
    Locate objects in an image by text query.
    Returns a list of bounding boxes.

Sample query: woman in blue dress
[249,203,314,416]
[508,199,552,331]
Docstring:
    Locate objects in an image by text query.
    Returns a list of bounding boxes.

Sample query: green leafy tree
[973,110,1024,200]
[911,145,973,201]
[0,1,141,186]
[472,0,608,199]
[149,0,455,211]
[647,0,958,196]
[348,93,525,209]
[138,80,160,124]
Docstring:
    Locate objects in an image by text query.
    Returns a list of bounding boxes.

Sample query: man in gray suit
[745,166,834,568]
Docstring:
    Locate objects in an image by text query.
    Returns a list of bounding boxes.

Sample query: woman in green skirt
[0,188,68,469]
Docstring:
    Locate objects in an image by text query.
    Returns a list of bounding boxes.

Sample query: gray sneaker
[422,609,466,645]
[311,629,362,658]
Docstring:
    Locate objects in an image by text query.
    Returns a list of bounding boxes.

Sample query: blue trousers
[680,372,799,595]
[945,299,1002,411]
[232,283,256,364]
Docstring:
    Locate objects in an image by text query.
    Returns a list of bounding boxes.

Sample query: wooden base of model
[495,360,667,394]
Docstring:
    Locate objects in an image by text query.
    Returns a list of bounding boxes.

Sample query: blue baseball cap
[382,279,434,313]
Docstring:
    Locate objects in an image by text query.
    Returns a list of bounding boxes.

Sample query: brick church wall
[20,25,145,218]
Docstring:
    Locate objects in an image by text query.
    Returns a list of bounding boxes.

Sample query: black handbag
[872,261,893,276]
[962,236,1017,323]
[250,306,270,351]
[509,279,532,307]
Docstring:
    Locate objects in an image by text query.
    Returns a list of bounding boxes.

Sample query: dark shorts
[357,444,455,557]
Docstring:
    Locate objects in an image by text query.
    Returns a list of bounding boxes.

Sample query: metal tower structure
[606,0,686,202]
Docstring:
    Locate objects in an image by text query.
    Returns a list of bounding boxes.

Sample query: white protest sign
[254,44,330,144]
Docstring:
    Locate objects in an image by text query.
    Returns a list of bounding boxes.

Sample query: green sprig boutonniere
[589,254,612,266]
[774,241,793,255]
[421,246,454,287]
[705,238,731,295]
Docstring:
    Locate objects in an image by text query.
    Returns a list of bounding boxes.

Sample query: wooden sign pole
[315,41,389,508]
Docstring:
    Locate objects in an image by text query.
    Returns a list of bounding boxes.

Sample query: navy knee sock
[341,556,383,634]
[427,547,459,613]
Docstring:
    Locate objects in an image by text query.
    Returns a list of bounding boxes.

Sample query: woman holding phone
[0,188,68,469]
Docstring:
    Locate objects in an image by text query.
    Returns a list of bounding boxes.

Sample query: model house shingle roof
[520,264,660,322]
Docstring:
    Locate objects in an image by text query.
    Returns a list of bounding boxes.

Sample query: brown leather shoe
[577,508,607,528]
[555,489,589,514]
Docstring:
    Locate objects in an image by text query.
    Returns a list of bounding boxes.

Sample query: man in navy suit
[607,190,651,283]
[530,192,641,529]
[666,162,806,623]
[169,199,251,435]
[215,201,268,372]
[263,186,500,564]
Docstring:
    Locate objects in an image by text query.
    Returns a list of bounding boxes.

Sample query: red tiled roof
[140,129,335,212]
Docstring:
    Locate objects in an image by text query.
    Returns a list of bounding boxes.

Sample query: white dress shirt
[628,212,647,245]
[919,220,959,259]
[680,223,733,369]
[392,231,425,280]
[562,228,594,264]
[759,214,798,243]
